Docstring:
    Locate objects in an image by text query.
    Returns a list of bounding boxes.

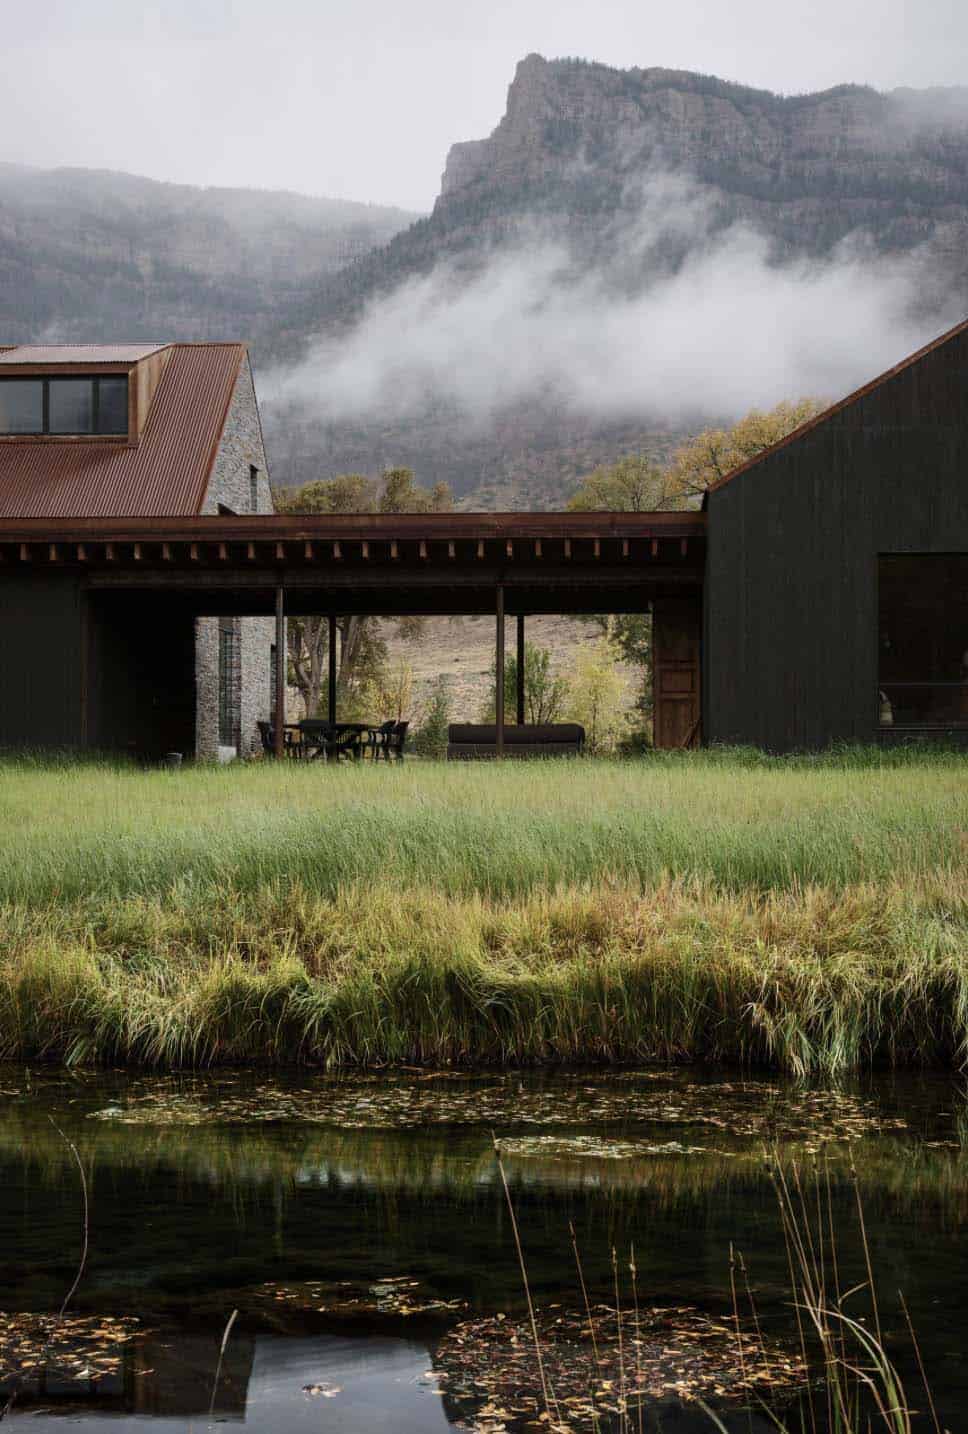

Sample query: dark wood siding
[89,594,196,759]
[706,326,968,751]
[0,574,83,748]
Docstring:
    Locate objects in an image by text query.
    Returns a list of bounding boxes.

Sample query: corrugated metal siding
[0,344,245,517]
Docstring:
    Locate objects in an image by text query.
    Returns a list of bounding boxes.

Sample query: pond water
[0,1066,965,1432]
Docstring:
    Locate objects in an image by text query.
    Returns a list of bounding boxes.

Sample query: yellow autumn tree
[667,398,827,501]
[565,630,631,754]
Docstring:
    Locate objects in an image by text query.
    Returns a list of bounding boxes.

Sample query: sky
[1,0,966,211]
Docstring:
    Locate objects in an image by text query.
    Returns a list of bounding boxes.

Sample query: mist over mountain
[266,55,968,505]
[7,55,968,507]
[0,163,417,345]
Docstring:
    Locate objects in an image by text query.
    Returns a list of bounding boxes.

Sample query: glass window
[96,377,128,435]
[219,622,239,747]
[879,555,968,727]
[48,379,94,434]
[0,374,129,436]
[250,465,259,513]
[0,380,43,434]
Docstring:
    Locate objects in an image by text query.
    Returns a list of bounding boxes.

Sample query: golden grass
[1,873,966,1072]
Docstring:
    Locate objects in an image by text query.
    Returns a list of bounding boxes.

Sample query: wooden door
[653,598,701,748]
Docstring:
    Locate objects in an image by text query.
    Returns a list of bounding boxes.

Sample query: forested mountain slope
[0,163,417,344]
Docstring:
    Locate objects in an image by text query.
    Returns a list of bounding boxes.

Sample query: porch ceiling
[0,511,706,617]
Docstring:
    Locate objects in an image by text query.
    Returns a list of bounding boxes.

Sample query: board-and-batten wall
[0,576,197,758]
[704,326,968,752]
[0,574,84,749]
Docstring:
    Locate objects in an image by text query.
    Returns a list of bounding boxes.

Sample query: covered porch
[0,511,706,759]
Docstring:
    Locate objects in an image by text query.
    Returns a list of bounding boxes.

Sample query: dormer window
[0,376,128,437]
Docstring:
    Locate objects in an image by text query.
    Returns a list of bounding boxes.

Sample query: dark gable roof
[0,343,246,518]
[705,315,968,500]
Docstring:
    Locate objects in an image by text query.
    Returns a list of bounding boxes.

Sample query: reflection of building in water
[3,1328,254,1421]
[3,1328,455,1431]
[129,1330,255,1419]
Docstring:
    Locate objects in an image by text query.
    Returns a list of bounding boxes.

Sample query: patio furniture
[298,719,365,761]
[446,723,585,759]
[384,720,409,761]
[257,721,304,758]
[362,719,396,759]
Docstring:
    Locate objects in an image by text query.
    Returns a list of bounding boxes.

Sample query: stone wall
[195,355,275,760]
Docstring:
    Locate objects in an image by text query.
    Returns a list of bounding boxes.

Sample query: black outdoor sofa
[446,723,585,759]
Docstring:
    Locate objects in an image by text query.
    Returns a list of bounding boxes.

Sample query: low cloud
[267,172,954,431]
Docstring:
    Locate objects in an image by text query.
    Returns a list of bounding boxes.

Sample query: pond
[0,1066,964,1431]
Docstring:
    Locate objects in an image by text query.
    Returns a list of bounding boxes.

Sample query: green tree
[411,675,452,757]
[272,473,377,513]
[566,454,679,513]
[564,631,631,754]
[379,468,453,514]
[482,642,569,724]
[273,469,452,718]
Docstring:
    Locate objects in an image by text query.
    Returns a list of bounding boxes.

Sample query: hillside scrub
[0,750,966,1072]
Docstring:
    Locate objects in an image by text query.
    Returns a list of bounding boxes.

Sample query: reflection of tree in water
[1,1070,966,1429]
[430,1304,805,1433]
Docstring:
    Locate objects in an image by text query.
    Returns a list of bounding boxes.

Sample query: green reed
[0,748,964,906]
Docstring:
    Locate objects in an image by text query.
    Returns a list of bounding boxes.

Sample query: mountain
[265,56,968,505]
[0,163,417,344]
[7,58,968,507]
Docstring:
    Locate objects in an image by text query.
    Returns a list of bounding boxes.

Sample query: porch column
[274,584,285,760]
[516,614,526,724]
[495,585,505,757]
[328,615,338,724]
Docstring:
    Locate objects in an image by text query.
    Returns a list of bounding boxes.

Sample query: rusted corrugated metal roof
[0,343,168,366]
[0,344,245,518]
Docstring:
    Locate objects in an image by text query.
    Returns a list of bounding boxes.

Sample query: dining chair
[366,720,396,760]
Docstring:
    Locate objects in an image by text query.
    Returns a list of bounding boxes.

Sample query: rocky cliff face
[266,57,968,505]
[8,58,968,507]
[434,54,968,265]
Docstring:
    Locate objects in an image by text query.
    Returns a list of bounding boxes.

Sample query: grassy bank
[1,750,966,1072]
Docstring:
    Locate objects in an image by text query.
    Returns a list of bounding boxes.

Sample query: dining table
[296,719,373,760]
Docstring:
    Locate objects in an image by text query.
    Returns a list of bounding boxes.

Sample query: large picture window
[0,375,128,436]
[878,555,968,728]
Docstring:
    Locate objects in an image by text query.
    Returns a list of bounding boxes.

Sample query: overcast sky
[2,0,965,211]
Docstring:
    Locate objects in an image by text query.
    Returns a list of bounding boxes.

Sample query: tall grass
[1,875,967,1071]
[0,748,965,905]
[1,752,965,1071]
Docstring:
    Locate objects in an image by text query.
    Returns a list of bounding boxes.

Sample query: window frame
[877,552,968,730]
[218,619,240,749]
[0,374,129,438]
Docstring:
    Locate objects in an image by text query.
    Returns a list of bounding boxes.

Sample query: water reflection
[8,1328,452,1432]
[1,1067,966,1431]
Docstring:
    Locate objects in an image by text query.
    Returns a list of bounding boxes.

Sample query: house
[0,343,274,759]
[0,322,966,757]
[703,317,968,751]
